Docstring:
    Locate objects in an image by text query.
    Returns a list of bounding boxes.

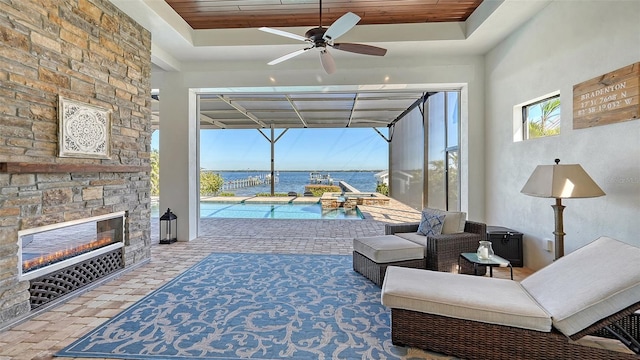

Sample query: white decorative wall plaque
[58,97,111,159]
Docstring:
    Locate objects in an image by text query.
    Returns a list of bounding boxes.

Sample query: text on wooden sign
[573,62,639,129]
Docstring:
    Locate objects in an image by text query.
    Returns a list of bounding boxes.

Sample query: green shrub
[200,171,224,195]
[376,183,389,196]
[255,192,290,197]
[304,185,341,197]
[218,192,236,197]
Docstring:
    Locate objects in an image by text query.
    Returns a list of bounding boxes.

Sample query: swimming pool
[152,202,364,220]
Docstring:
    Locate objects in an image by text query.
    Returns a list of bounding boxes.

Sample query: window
[521,94,560,140]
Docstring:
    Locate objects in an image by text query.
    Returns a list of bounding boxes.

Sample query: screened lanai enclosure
[390,91,461,211]
[151,89,461,212]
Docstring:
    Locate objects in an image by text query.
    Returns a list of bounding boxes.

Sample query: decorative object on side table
[476,240,494,259]
[159,208,177,244]
[58,96,111,159]
[521,159,605,259]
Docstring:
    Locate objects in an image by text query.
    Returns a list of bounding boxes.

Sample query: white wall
[485,1,640,270]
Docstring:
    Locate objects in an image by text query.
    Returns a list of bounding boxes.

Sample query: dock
[309,172,333,185]
[221,173,277,191]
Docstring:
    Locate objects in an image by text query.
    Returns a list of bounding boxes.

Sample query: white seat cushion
[395,232,427,246]
[381,266,552,332]
[394,232,427,256]
[353,235,423,263]
[521,236,640,337]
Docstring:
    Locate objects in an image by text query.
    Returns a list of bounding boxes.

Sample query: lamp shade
[521,163,605,199]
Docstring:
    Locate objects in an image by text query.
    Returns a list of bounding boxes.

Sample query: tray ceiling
[136,0,546,130]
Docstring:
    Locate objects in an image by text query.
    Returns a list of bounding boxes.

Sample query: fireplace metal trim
[20,242,123,281]
[18,211,126,281]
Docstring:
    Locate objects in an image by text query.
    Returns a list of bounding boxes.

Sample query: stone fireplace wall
[0,0,152,325]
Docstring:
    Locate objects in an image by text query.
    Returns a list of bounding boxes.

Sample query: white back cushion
[421,208,466,234]
[520,236,640,336]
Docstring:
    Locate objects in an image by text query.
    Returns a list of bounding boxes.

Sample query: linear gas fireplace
[18,211,126,309]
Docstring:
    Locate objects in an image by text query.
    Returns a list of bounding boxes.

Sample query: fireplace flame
[23,236,115,273]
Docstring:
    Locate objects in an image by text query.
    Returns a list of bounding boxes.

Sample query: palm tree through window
[523,95,561,139]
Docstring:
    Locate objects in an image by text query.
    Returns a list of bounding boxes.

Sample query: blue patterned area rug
[56,253,423,360]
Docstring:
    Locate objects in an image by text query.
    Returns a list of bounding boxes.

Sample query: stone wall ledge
[0,162,149,174]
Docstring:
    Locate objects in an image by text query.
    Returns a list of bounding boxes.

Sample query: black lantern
[159,208,177,244]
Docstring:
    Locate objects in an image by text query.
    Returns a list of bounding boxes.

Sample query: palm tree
[528,98,560,138]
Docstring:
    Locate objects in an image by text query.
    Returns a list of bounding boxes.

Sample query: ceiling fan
[259,0,387,74]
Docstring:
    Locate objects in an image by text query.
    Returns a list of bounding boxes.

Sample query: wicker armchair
[384,220,486,273]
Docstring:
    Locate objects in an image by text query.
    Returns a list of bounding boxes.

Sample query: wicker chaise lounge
[381,236,640,360]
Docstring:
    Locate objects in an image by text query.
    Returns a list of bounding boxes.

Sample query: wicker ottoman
[353,235,425,287]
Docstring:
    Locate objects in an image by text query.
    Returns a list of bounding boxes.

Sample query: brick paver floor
[0,199,628,359]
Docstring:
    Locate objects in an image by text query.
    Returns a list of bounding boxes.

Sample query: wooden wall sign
[573,62,639,129]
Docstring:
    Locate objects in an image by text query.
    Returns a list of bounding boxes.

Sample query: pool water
[152,202,364,220]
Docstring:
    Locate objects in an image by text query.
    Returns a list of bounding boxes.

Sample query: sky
[151,127,389,171]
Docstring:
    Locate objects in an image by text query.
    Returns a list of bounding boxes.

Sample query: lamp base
[551,198,565,260]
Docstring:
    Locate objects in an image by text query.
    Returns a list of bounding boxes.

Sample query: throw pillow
[417,212,446,236]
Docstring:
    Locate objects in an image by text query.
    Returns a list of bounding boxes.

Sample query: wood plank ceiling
[155,1,483,130]
[164,0,483,30]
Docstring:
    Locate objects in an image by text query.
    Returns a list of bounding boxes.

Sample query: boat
[309,172,333,184]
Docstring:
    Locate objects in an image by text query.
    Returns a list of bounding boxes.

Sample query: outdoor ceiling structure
[151,90,427,130]
[197,92,426,130]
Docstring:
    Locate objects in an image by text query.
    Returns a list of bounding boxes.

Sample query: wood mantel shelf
[0,162,149,174]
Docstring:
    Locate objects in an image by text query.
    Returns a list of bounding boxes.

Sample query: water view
[218,170,380,196]
[200,202,363,220]
[151,170,382,219]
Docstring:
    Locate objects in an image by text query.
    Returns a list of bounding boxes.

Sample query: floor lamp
[521,159,605,260]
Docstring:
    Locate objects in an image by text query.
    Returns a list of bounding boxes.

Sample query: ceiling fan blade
[323,12,360,41]
[319,49,336,74]
[332,43,387,56]
[268,48,311,65]
[259,27,308,42]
